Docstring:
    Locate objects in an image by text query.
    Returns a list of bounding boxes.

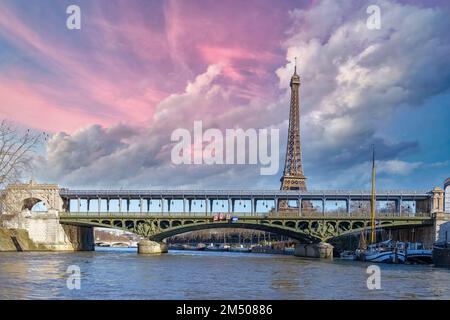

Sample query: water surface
[0,248,449,299]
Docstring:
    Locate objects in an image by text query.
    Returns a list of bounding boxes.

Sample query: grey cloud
[278,0,450,181]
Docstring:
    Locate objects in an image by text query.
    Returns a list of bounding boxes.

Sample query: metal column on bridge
[397,197,403,215]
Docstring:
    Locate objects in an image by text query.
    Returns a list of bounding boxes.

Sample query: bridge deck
[59,189,431,200]
[60,211,433,219]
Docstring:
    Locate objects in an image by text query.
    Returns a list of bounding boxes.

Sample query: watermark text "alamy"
[171,121,279,175]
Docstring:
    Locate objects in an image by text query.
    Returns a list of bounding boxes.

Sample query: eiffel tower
[280,58,307,194]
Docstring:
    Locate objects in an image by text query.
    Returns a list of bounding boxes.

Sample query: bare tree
[0,120,46,213]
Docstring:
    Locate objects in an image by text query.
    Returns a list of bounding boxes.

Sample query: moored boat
[432,242,450,268]
[196,243,207,251]
[356,240,406,263]
[355,240,432,264]
[168,244,185,250]
[229,245,251,253]
[339,250,356,260]
[205,243,228,251]
[405,242,432,264]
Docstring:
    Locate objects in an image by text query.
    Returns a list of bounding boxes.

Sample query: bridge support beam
[294,242,333,259]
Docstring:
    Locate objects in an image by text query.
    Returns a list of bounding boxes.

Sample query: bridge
[1,182,447,251]
[56,188,437,243]
[60,212,434,243]
[59,189,434,215]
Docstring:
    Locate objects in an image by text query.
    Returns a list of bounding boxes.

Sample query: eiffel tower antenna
[280,57,307,192]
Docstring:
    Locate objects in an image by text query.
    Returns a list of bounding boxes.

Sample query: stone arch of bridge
[22,197,48,211]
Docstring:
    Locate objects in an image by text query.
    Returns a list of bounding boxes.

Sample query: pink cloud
[0,79,108,133]
[0,4,171,132]
[200,46,275,82]
[0,0,295,134]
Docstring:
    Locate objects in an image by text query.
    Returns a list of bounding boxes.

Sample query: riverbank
[0,228,46,251]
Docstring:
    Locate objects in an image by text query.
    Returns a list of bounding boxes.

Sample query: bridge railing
[59,211,433,218]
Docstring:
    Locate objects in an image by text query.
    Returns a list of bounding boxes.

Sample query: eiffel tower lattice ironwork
[280,58,307,194]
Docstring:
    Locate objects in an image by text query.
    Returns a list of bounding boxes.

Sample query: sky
[0,0,449,191]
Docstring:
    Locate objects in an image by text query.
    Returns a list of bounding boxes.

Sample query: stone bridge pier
[432,186,450,244]
[0,181,94,251]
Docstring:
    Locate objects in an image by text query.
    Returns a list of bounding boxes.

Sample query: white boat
[355,149,408,264]
[219,244,230,251]
[206,244,224,251]
[357,240,406,263]
[230,245,251,253]
[363,249,406,263]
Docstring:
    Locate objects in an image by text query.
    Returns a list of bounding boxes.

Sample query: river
[0,248,449,300]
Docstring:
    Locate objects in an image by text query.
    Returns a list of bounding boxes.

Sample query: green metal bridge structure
[58,189,439,243]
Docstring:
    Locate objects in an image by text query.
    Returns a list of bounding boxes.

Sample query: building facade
[445,178,450,213]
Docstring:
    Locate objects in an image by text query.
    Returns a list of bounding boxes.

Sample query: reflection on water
[0,248,449,300]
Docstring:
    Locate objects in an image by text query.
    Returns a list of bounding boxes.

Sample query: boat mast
[370,145,376,244]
